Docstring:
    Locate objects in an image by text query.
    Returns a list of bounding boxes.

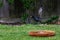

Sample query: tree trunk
[0,0,9,18]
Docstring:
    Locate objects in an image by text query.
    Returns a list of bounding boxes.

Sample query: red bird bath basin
[29,30,55,37]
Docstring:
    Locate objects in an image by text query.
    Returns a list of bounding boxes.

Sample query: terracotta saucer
[29,30,55,37]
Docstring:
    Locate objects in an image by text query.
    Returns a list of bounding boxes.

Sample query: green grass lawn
[0,24,60,40]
